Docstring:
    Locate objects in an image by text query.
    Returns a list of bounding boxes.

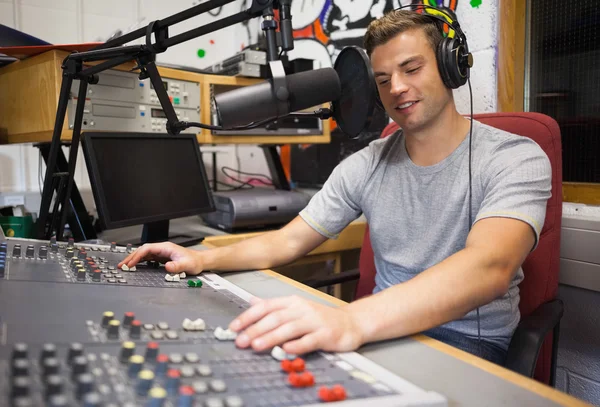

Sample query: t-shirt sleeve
[299,146,372,239]
[475,137,552,250]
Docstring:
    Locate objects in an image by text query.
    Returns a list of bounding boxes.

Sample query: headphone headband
[395,4,467,48]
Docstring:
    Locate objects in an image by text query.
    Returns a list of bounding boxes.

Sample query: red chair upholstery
[354,112,563,384]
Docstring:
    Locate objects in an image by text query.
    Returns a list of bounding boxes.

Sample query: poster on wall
[237,0,460,69]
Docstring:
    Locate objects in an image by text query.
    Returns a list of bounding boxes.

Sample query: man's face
[371,28,452,133]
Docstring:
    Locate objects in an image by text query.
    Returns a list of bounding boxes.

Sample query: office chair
[303,112,564,386]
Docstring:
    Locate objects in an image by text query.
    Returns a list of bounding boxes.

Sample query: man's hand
[228,295,364,355]
[118,242,203,275]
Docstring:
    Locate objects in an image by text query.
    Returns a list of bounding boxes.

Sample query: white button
[139,105,146,111]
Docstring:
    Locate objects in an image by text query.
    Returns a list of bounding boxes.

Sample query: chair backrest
[354,112,563,383]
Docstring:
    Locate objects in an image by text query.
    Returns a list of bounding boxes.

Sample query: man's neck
[404,105,471,167]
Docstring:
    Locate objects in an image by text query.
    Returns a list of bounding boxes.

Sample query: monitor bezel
[82,132,215,230]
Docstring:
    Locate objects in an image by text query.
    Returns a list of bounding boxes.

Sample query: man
[120,10,551,365]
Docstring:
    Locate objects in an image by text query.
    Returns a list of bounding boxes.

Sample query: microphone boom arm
[37,0,292,240]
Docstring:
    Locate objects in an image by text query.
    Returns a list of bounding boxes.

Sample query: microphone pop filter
[332,46,378,139]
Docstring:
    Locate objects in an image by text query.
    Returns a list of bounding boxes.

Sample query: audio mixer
[0,231,447,406]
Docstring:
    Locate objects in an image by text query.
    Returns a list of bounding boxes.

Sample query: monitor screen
[82,132,215,230]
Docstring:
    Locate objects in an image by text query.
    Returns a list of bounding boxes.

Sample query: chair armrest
[301,269,360,289]
[505,299,564,378]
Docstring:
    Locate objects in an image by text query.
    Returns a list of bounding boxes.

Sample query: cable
[222,166,273,182]
[466,77,480,351]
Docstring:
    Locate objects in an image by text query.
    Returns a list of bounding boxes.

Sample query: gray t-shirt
[299,120,552,349]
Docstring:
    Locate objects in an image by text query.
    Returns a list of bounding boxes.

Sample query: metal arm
[37,0,290,240]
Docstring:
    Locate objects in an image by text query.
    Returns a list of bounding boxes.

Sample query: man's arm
[230,216,535,354]
[120,216,328,274]
[202,216,328,271]
[344,216,534,344]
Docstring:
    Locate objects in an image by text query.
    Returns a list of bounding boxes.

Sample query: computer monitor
[81,132,215,246]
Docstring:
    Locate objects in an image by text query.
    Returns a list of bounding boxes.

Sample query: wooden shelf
[0,49,330,145]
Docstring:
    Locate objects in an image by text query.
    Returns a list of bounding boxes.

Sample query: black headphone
[375,4,473,93]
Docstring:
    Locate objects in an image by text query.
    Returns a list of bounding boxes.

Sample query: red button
[281,359,293,372]
[331,385,347,401]
[291,358,305,372]
[318,386,335,402]
[157,354,169,363]
[179,385,194,396]
[167,368,180,378]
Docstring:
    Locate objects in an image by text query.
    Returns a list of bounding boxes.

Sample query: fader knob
[12,397,34,407]
[136,370,155,396]
[48,395,69,407]
[128,355,144,378]
[145,342,159,361]
[42,358,60,377]
[107,320,120,339]
[71,356,88,379]
[122,312,134,327]
[12,245,21,257]
[82,392,102,407]
[45,375,64,399]
[101,311,114,328]
[12,343,28,360]
[92,269,101,282]
[67,238,74,248]
[0,243,6,253]
[11,376,30,398]
[65,250,74,259]
[67,343,84,364]
[78,250,87,260]
[12,359,29,377]
[77,269,87,281]
[110,242,117,252]
[25,245,35,258]
[39,246,48,259]
[50,236,57,245]
[129,320,142,339]
[76,373,95,399]
[40,343,57,361]
[119,341,135,363]
[147,387,167,407]
[51,243,59,253]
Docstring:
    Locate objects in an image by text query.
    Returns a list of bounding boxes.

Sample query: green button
[174,97,180,105]
[196,280,203,288]
[187,280,196,287]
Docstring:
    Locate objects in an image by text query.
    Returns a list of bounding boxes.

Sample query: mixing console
[0,234,447,407]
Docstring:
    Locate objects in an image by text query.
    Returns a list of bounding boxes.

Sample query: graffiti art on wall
[283,0,459,69]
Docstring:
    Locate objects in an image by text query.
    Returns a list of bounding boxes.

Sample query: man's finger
[235,308,301,349]
[249,319,313,352]
[282,330,323,355]
[229,297,293,333]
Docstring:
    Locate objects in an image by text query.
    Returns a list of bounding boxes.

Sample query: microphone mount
[37,0,297,241]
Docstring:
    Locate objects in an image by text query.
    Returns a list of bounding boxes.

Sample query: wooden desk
[203,220,367,298]
[217,265,590,407]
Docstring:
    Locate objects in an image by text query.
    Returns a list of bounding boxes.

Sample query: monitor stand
[138,220,206,247]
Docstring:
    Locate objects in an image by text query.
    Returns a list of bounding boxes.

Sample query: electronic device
[208,49,267,78]
[200,189,310,232]
[81,132,215,246]
[67,69,200,134]
[210,83,323,136]
[0,233,448,406]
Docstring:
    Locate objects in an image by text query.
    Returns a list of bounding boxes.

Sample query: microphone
[213,46,377,139]
[213,67,341,129]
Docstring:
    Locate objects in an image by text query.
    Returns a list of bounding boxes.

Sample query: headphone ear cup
[438,37,468,89]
